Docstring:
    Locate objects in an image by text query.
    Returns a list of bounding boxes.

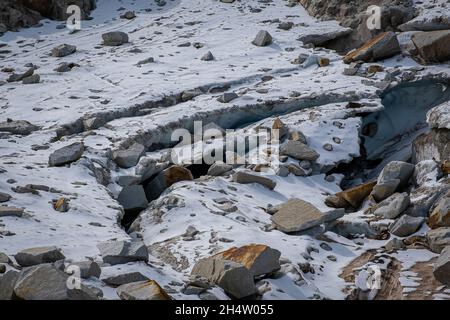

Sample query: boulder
[390,215,424,237]
[433,246,450,285]
[325,220,378,239]
[118,185,148,212]
[0,252,10,263]
[102,31,129,46]
[0,206,24,218]
[428,193,450,229]
[280,140,319,161]
[22,74,40,84]
[135,157,169,181]
[201,51,214,61]
[344,32,401,63]
[272,199,341,233]
[414,160,441,186]
[373,193,410,219]
[0,119,40,135]
[116,280,170,300]
[427,228,450,254]
[217,92,238,103]
[66,261,101,279]
[103,272,149,287]
[51,44,76,57]
[231,171,276,190]
[407,185,449,218]
[191,257,257,299]
[411,30,450,64]
[145,165,193,201]
[14,246,65,267]
[413,129,450,163]
[97,240,148,265]
[0,192,11,203]
[335,181,376,208]
[217,244,281,277]
[427,101,450,130]
[0,270,19,300]
[48,142,84,167]
[298,28,352,46]
[377,161,415,188]
[252,30,272,47]
[207,161,233,176]
[371,179,400,202]
[112,143,146,168]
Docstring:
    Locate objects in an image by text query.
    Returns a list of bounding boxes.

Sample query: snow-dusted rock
[412,30,450,64]
[66,261,101,279]
[272,199,325,233]
[390,215,424,237]
[103,272,149,287]
[48,142,84,167]
[97,240,148,265]
[112,143,146,168]
[427,227,450,254]
[207,162,233,176]
[252,30,272,47]
[433,246,450,285]
[51,44,76,57]
[280,140,319,161]
[232,171,276,190]
[0,119,39,135]
[374,193,410,219]
[14,246,65,267]
[102,31,129,46]
[428,192,450,229]
[427,101,450,130]
[377,161,415,188]
[414,160,442,186]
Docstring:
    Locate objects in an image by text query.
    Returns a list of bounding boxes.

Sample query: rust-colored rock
[343,32,401,64]
[335,181,377,208]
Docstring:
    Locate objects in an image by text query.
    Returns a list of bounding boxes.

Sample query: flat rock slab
[103,272,149,287]
[116,280,170,300]
[232,171,276,190]
[97,240,148,265]
[14,246,65,267]
[0,206,24,217]
[272,199,324,233]
[48,142,84,167]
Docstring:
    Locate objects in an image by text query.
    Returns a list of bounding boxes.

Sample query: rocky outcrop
[412,30,450,64]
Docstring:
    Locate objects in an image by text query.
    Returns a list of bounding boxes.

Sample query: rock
[53,197,70,212]
[280,140,319,161]
[344,32,401,63]
[137,57,154,66]
[390,215,424,237]
[413,129,450,163]
[207,161,233,176]
[22,74,40,84]
[287,164,309,177]
[7,67,34,82]
[326,220,378,239]
[0,252,10,264]
[97,240,148,265]
[0,119,40,135]
[14,264,98,300]
[428,193,450,229]
[120,11,136,19]
[232,171,276,190]
[377,161,415,188]
[102,31,129,46]
[427,228,450,254]
[66,261,101,279]
[48,142,84,167]
[433,246,450,285]
[318,57,330,67]
[0,192,11,203]
[371,179,400,202]
[14,246,65,267]
[54,62,79,72]
[252,30,272,47]
[51,44,76,57]
[117,175,141,187]
[135,157,168,181]
[217,92,238,103]
[217,244,281,277]
[103,272,149,287]
[411,30,450,64]
[118,185,148,212]
[201,51,214,61]
[325,195,350,209]
[191,257,257,299]
[408,185,449,218]
[278,21,293,30]
[0,206,23,217]
[427,101,450,130]
[0,270,19,300]
[414,160,441,186]
[272,118,289,140]
[373,193,410,219]
[335,181,376,208]
[112,143,146,168]
[116,280,170,300]
[298,28,352,46]
[181,88,203,102]
[271,199,337,233]
[289,130,307,144]
[385,238,406,252]
[145,165,193,201]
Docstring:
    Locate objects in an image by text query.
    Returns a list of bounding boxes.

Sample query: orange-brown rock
[335,181,377,208]
[116,280,171,300]
[344,32,401,64]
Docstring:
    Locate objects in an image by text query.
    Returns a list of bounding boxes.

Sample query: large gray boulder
[191,257,257,299]
[371,179,400,202]
[103,272,149,287]
[0,270,19,300]
[344,32,401,63]
[412,30,450,64]
[14,246,65,267]
[271,199,343,233]
[102,31,129,46]
[390,215,424,237]
[48,142,84,167]
[0,119,40,136]
[97,240,148,265]
[116,280,170,300]
[117,185,148,212]
[280,140,319,161]
[427,228,450,254]
[377,161,415,188]
[112,143,146,168]
[66,261,101,279]
[232,171,276,190]
[373,193,410,219]
[433,246,450,285]
[413,160,441,186]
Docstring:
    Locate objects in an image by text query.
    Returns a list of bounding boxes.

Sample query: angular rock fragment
[118,185,148,212]
[390,215,424,237]
[280,140,319,161]
[373,193,410,219]
[433,246,450,285]
[14,246,65,267]
[252,30,272,47]
[116,280,170,300]
[104,272,149,287]
[0,270,19,300]
[427,227,450,254]
[207,161,233,176]
[52,44,77,57]
[0,206,23,218]
[232,171,276,190]
[335,181,376,208]
[201,51,214,61]
[217,92,238,103]
[344,32,401,63]
[412,30,450,64]
[66,261,101,279]
[97,240,148,265]
[102,31,129,46]
[48,142,84,167]
[378,161,415,188]
[0,119,40,136]
[112,143,146,168]
[428,192,450,229]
